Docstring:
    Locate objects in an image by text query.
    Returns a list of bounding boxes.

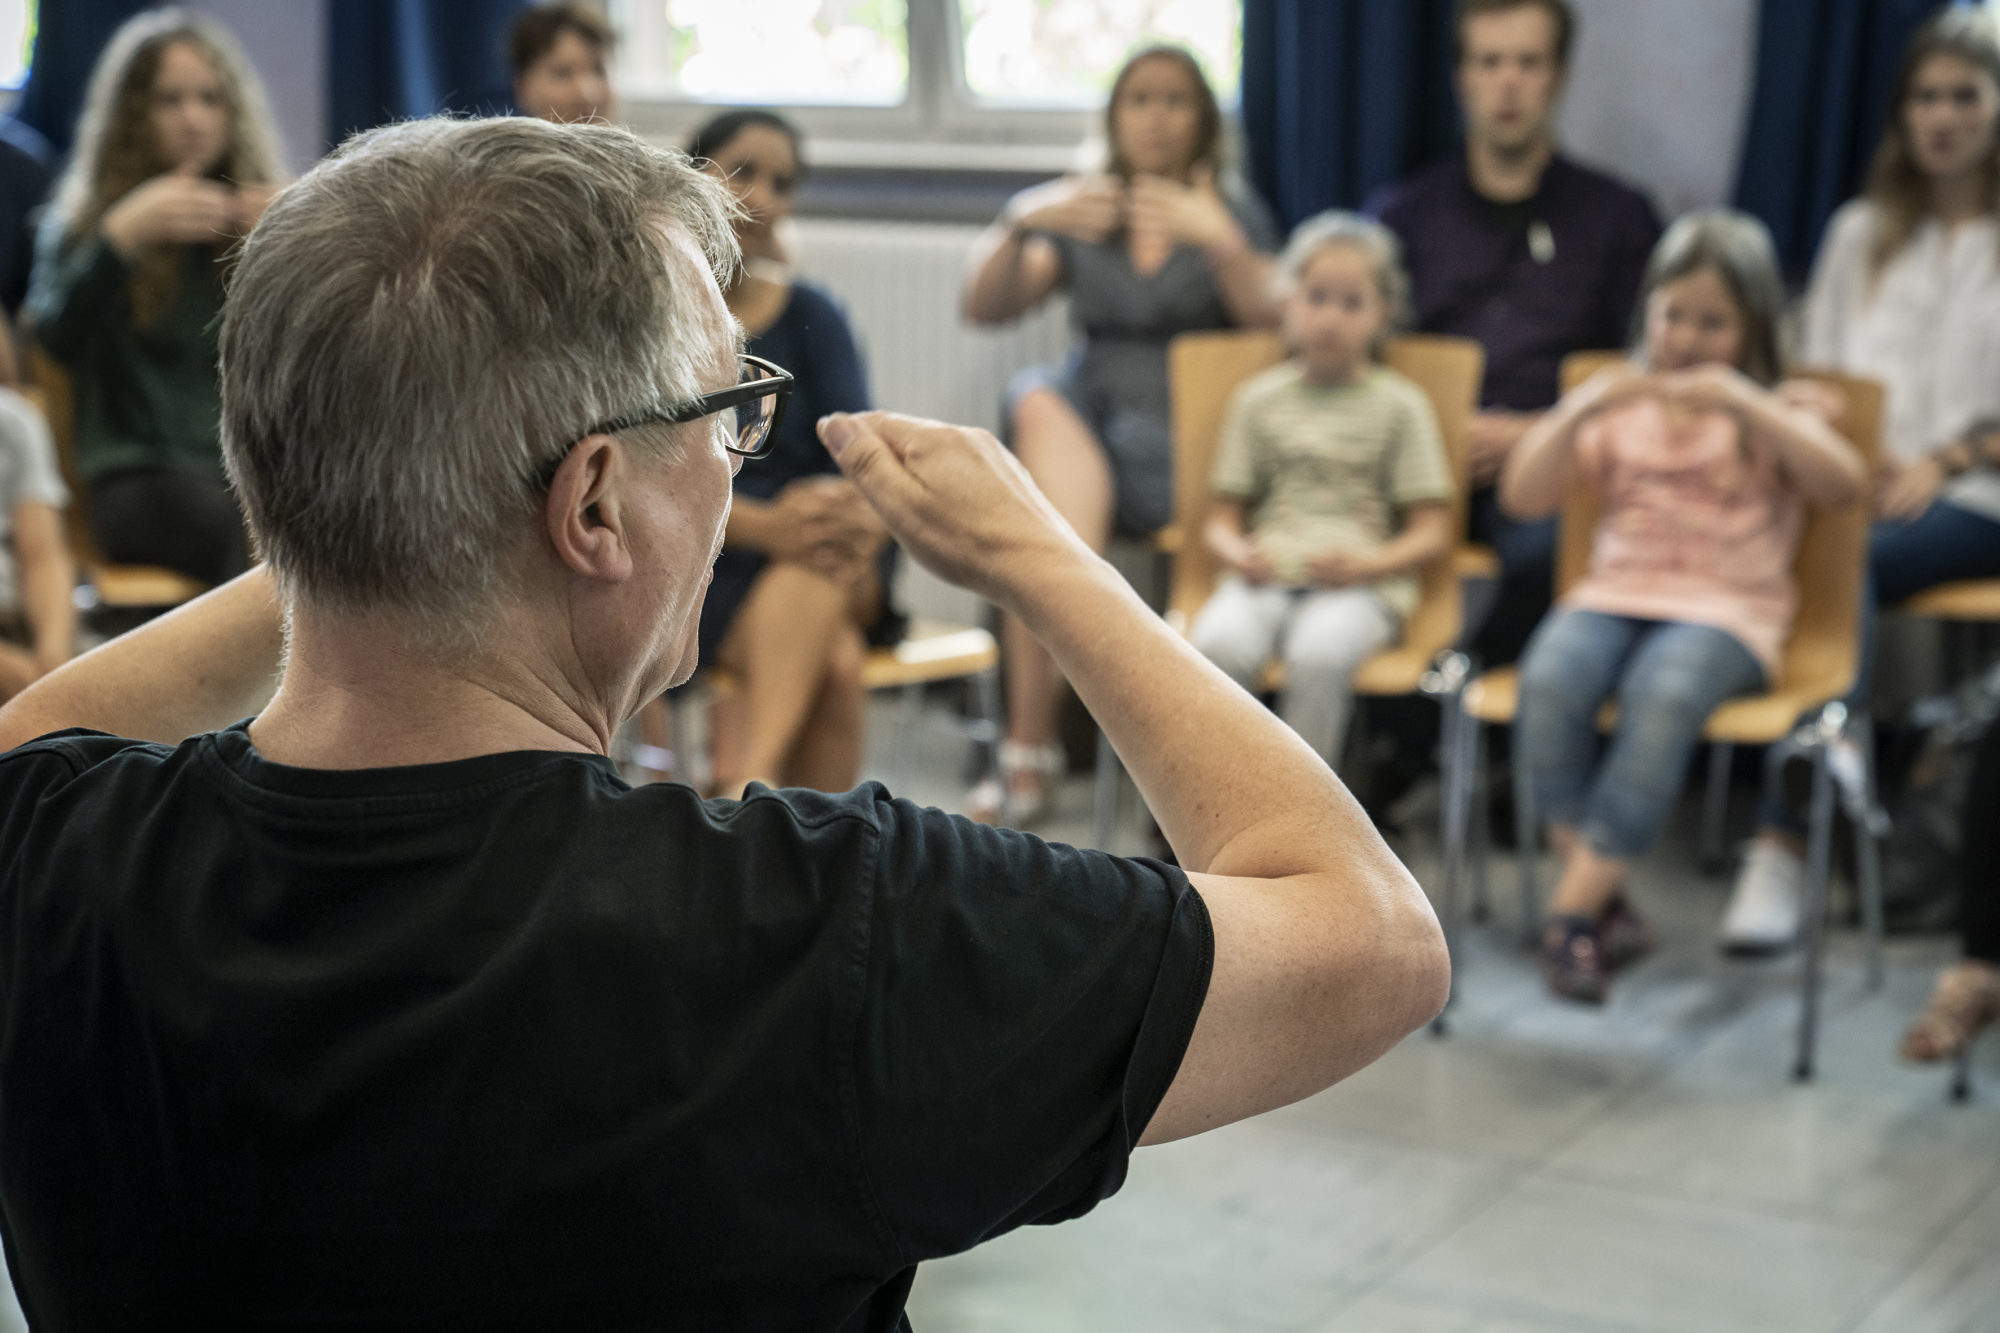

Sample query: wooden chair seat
[1897,578,2000,622]
[708,620,997,699]
[24,351,209,613]
[1459,660,1855,747]
[859,621,998,691]
[86,562,210,609]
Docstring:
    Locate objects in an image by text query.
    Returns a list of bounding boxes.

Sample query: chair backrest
[1164,329,1484,639]
[24,345,104,565]
[1554,350,1884,700]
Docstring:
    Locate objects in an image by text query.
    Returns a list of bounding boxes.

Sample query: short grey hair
[1634,207,1785,386]
[220,115,741,642]
[1274,210,1411,339]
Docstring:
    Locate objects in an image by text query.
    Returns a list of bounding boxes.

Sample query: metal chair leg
[1698,741,1733,875]
[1511,727,1540,948]
[1854,712,1887,993]
[971,667,1004,795]
[1091,729,1122,853]
[1433,697,1467,1038]
[1469,726,1491,924]
[1795,740,1837,1083]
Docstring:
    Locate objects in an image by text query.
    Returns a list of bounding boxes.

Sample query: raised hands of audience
[101,164,263,256]
[1126,166,1242,255]
[1466,410,1536,484]
[1006,175,1124,245]
[1879,454,1946,521]
[232,181,283,232]
[765,475,889,584]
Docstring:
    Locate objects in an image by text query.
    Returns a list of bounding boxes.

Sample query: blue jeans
[1872,498,2000,606]
[1518,610,1768,861]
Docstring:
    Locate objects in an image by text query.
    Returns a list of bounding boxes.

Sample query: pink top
[1564,395,1803,675]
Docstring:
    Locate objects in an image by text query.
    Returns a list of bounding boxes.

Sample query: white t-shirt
[0,388,71,616]
[1800,199,2000,524]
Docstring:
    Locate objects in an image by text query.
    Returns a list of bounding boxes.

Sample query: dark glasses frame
[534,353,794,491]
[585,352,793,458]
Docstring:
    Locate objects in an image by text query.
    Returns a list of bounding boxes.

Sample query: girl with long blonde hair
[27,8,283,586]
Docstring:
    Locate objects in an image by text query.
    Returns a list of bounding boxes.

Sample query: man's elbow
[1380,875,1452,1033]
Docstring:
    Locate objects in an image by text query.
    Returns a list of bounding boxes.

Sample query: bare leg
[709,563,855,793]
[1000,387,1116,762]
[783,620,867,792]
[1549,841,1629,920]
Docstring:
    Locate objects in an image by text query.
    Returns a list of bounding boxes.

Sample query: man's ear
[544,434,634,582]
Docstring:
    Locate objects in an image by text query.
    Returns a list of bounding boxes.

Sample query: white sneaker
[1720,840,1805,955]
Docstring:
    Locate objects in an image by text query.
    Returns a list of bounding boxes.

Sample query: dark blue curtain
[1241,0,1458,229]
[326,0,534,149]
[1731,0,1949,275]
[13,0,156,155]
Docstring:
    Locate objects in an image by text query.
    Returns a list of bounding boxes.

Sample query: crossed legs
[708,562,868,795]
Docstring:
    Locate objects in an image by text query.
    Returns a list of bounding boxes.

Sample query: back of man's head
[220,116,738,647]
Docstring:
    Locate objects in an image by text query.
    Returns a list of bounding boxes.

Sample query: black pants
[88,467,251,587]
[1964,716,2000,965]
[1466,484,1558,668]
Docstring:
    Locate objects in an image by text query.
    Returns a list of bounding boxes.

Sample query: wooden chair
[693,619,1001,793]
[1440,353,1887,1079]
[1895,579,2000,684]
[25,347,208,611]
[1089,329,1488,851]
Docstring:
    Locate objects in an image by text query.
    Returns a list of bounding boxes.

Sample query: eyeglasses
[534,353,793,489]
[591,353,793,459]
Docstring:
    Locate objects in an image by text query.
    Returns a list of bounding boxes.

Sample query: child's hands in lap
[1306,549,1382,588]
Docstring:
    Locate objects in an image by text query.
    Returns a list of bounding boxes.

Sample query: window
[618,0,910,108]
[0,0,33,90]
[610,0,1240,168]
[959,0,1238,106]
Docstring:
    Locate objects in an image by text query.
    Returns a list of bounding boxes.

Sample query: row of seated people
[0,2,1995,1058]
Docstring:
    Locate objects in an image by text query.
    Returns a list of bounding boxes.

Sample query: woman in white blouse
[1726,9,2000,959]
[1802,9,2000,598]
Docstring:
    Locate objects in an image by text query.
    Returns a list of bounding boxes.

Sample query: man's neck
[1466,133,1555,204]
[249,610,610,771]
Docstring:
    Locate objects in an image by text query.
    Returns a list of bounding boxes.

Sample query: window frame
[612,0,1235,175]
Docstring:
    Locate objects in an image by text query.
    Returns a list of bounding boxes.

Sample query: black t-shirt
[0,724,1211,1330]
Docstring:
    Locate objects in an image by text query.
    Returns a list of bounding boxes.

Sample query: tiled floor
[879,703,2000,1333]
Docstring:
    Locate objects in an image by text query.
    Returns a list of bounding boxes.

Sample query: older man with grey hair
[0,116,1446,1329]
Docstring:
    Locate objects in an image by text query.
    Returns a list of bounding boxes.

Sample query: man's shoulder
[1370,157,1465,226]
[0,728,166,780]
[1548,156,1659,226]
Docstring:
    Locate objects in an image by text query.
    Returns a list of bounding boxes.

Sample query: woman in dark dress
[683,110,898,796]
[961,45,1280,822]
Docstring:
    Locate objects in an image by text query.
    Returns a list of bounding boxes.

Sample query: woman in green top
[28,9,283,586]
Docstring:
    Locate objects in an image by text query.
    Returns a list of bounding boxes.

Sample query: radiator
[791,218,1072,622]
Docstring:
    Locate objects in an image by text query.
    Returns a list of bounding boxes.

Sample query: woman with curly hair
[27,9,283,585]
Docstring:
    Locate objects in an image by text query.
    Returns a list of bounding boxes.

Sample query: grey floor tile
[1310,1286,1659,1333]
[1537,1068,2000,1236]
[1849,1183,2000,1333]
[906,1120,1510,1333]
[1260,1028,1653,1165]
[1365,1176,1916,1333]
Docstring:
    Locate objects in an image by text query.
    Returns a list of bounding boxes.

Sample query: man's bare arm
[0,567,283,752]
[818,411,1450,1146]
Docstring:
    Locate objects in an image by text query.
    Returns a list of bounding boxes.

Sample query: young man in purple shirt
[1372,0,1660,665]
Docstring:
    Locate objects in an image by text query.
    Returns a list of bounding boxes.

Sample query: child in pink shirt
[1502,210,1864,1004]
